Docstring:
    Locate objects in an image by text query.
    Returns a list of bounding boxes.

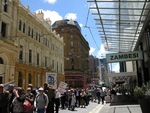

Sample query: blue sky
[20,0,119,72]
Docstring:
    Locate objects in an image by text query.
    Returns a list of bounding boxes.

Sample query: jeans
[37,108,45,113]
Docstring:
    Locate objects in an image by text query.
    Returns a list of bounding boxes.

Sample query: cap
[38,87,44,91]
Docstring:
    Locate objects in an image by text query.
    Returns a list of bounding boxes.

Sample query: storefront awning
[87,0,150,52]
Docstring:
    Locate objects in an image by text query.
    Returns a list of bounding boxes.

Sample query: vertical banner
[46,72,57,89]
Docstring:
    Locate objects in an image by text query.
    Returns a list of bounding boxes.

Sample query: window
[3,0,8,12]
[71,42,73,47]
[39,34,40,42]
[37,53,39,65]
[72,65,74,70]
[19,45,23,60]
[145,26,150,56]
[44,38,46,46]
[52,60,54,69]
[29,49,32,63]
[18,72,23,87]
[36,32,38,40]
[28,26,30,36]
[1,22,7,37]
[0,57,4,64]
[45,57,47,67]
[61,63,62,72]
[71,49,74,54]
[71,35,73,39]
[19,20,22,31]
[23,22,25,33]
[28,74,32,84]
[31,28,34,38]
[71,58,74,62]
[57,62,58,71]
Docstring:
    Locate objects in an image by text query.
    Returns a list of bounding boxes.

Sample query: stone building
[0,0,65,89]
[52,19,90,88]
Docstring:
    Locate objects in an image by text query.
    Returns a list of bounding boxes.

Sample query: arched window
[19,20,22,31]
[0,57,4,64]
[28,73,32,84]
[18,72,23,87]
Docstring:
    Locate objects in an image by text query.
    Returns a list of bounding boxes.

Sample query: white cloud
[97,44,107,58]
[90,47,95,55]
[35,9,63,24]
[35,10,79,25]
[112,63,120,72]
[44,0,57,4]
[79,24,83,28]
[64,13,77,20]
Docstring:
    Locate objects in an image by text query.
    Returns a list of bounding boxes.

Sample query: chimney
[35,10,44,21]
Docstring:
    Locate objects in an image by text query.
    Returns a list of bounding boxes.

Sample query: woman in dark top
[25,87,34,113]
[12,87,25,113]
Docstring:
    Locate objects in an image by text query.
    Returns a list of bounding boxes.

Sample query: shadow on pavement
[109,95,139,106]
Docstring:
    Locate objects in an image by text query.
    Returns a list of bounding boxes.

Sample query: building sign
[46,72,57,89]
[106,51,143,63]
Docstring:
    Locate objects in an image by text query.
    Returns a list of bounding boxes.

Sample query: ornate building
[0,0,65,89]
[52,19,90,88]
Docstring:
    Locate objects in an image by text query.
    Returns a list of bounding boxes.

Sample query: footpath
[99,95,142,113]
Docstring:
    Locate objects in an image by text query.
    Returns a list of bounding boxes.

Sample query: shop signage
[106,51,143,63]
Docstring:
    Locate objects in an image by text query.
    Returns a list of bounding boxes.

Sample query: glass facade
[87,0,150,52]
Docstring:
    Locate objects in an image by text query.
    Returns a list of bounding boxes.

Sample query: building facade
[0,0,65,89]
[52,19,90,88]
[88,55,101,86]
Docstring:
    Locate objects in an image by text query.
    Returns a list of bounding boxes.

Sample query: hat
[0,84,4,87]
[28,84,33,87]
[38,87,44,91]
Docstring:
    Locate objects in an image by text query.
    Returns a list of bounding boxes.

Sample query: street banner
[46,72,57,89]
[57,82,67,94]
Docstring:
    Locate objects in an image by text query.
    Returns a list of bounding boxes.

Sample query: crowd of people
[0,82,119,113]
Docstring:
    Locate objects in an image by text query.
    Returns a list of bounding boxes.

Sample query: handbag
[23,100,32,112]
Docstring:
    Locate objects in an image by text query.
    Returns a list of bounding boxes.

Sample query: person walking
[80,89,86,108]
[96,88,101,104]
[100,88,105,104]
[60,91,67,109]
[34,87,49,113]
[0,84,10,113]
[110,88,116,102]
[70,90,76,111]
[46,85,55,113]
[25,87,34,113]
[12,87,26,113]
[74,88,81,107]
[55,89,61,113]
[8,84,15,113]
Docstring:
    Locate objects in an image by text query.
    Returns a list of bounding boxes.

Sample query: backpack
[23,100,32,112]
